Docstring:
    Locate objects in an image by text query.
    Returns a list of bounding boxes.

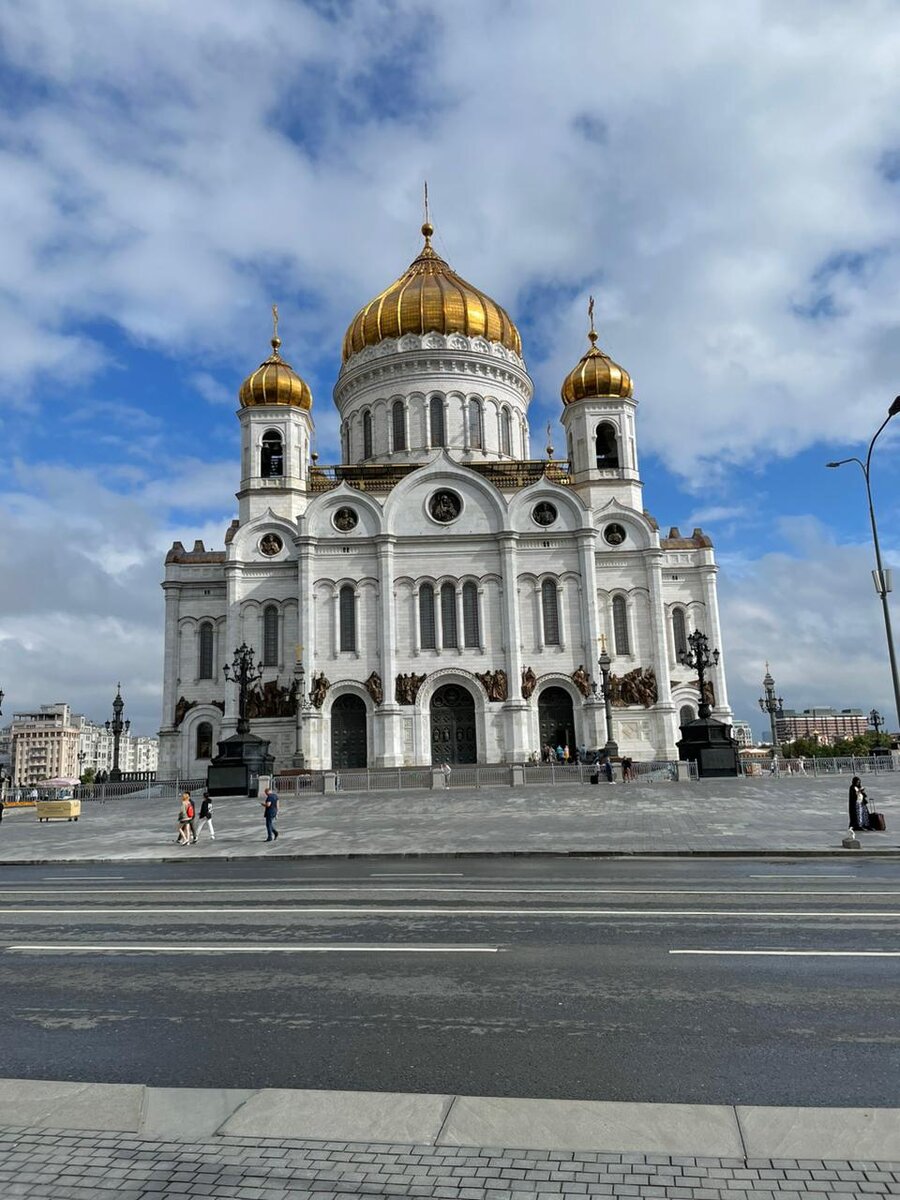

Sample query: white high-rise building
[159,217,731,776]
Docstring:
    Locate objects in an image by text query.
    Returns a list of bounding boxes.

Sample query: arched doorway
[331,694,367,768]
[538,686,576,753]
[430,684,477,765]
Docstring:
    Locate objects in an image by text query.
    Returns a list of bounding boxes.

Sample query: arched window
[196,721,213,761]
[500,406,512,456]
[596,422,619,469]
[567,432,574,466]
[468,400,483,449]
[462,581,480,647]
[261,429,284,477]
[340,421,349,463]
[362,410,373,459]
[419,583,436,649]
[392,400,406,451]
[672,608,688,660]
[441,583,458,648]
[679,704,696,727]
[612,595,630,655]
[339,585,356,652]
[541,579,560,646]
[198,622,214,679]
[429,395,446,447]
[262,604,279,666]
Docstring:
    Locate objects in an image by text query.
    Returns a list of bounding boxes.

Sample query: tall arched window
[419,584,436,649]
[339,585,356,652]
[596,422,619,468]
[612,595,630,655]
[500,407,512,456]
[429,395,445,447]
[340,421,349,463]
[468,400,483,449]
[261,429,284,477]
[441,583,458,648]
[672,608,688,660]
[541,579,560,646]
[198,622,214,679]
[392,400,406,451]
[262,604,279,666]
[196,721,213,761]
[462,582,480,647]
[362,410,373,459]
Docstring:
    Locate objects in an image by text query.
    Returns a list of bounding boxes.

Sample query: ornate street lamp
[292,644,312,768]
[223,643,264,735]
[596,635,618,757]
[869,708,884,736]
[827,396,900,731]
[679,629,719,720]
[105,683,130,782]
[0,687,4,715]
[758,663,783,750]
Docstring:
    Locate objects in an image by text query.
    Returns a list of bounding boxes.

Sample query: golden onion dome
[561,302,632,404]
[239,307,313,410]
[342,222,522,362]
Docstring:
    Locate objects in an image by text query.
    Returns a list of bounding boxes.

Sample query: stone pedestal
[677,717,739,779]
[207,731,275,798]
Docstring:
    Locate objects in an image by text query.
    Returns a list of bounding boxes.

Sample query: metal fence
[72,778,207,802]
[740,756,897,778]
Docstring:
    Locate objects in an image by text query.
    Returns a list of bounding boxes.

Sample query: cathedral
[158,217,731,776]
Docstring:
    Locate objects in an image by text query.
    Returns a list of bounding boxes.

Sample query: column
[222,564,241,729]
[375,535,403,766]
[700,563,730,713]
[576,533,606,749]
[499,534,529,761]
[161,584,180,729]
[646,552,677,757]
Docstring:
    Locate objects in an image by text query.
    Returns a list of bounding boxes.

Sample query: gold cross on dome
[598,633,608,654]
[272,303,279,340]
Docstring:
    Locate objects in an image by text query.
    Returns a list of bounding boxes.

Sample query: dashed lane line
[670,949,900,957]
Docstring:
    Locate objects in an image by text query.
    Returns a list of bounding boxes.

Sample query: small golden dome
[561,302,632,404]
[342,222,522,362]
[239,308,312,410]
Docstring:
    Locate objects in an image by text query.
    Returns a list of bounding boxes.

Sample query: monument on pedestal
[207,643,274,797]
[676,629,739,778]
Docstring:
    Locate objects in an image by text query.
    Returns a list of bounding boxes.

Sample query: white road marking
[40,876,125,881]
[370,873,465,877]
[6,943,500,954]
[2,906,899,918]
[670,949,900,957]
[2,886,898,897]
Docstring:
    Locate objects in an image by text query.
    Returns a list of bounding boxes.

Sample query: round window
[428,490,462,524]
[333,506,359,532]
[532,501,557,527]
[259,532,283,557]
[603,523,627,546]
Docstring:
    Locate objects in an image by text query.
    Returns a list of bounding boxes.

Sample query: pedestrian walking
[848,776,868,831]
[196,791,215,841]
[441,761,451,789]
[176,792,194,845]
[621,755,634,782]
[0,796,4,823]
[263,786,279,842]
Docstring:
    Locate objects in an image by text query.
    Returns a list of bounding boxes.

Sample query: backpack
[186,802,194,819]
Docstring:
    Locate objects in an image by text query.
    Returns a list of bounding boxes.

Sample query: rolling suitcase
[868,810,887,832]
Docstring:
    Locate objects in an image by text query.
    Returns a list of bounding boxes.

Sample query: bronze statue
[521,665,537,700]
[364,671,384,705]
[395,672,427,705]
[476,669,508,702]
[608,667,658,708]
[309,672,330,709]
[173,696,196,727]
[694,677,715,706]
[571,664,591,697]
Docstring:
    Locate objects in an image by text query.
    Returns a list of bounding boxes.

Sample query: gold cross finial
[271,303,281,353]
[598,633,608,653]
[422,180,433,242]
[588,295,598,345]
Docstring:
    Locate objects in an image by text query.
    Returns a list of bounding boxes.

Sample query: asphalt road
[0,856,897,1107]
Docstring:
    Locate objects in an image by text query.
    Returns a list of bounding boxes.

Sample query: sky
[1,0,899,739]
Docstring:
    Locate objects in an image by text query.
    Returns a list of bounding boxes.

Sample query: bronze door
[331,694,367,768]
[538,686,575,752]
[430,684,477,765]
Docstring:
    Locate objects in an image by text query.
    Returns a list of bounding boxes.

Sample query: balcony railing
[309,459,571,495]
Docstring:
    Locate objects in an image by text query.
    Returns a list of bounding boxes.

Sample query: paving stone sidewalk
[0,776,898,862]
[1,1126,898,1200]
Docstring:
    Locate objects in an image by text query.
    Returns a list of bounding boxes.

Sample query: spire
[588,294,598,347]
[421,179,433,244]
[271,303,281,355]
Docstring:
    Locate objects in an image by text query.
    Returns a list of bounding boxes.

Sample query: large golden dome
[561,311,632,404]
[239,310,312,410]
[342,222,522,362]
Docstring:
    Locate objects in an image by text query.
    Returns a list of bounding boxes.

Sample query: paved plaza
[0,775,897,862]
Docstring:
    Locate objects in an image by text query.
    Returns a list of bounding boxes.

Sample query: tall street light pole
[827,396,900,731]
[105,684,130,783]
[758,663,783,750]
[596,635,618,758]
[679,629,719,720]
[223,644,264,735]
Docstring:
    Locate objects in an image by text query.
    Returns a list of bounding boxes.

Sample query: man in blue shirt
[263,787,279,842]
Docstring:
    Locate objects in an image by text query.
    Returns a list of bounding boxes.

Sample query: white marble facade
[158,238,731,778]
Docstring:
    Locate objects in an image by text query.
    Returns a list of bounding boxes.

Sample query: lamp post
[223,644,264,735]
[292,645,312,768]
[77,750,86,783]
[105,684,130,782]
[0,686,4,716]
[679,628,719,720]
[869,708,884,737]
[827,396,900,731]
[758,663,784,750]
[597,635,618,757]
